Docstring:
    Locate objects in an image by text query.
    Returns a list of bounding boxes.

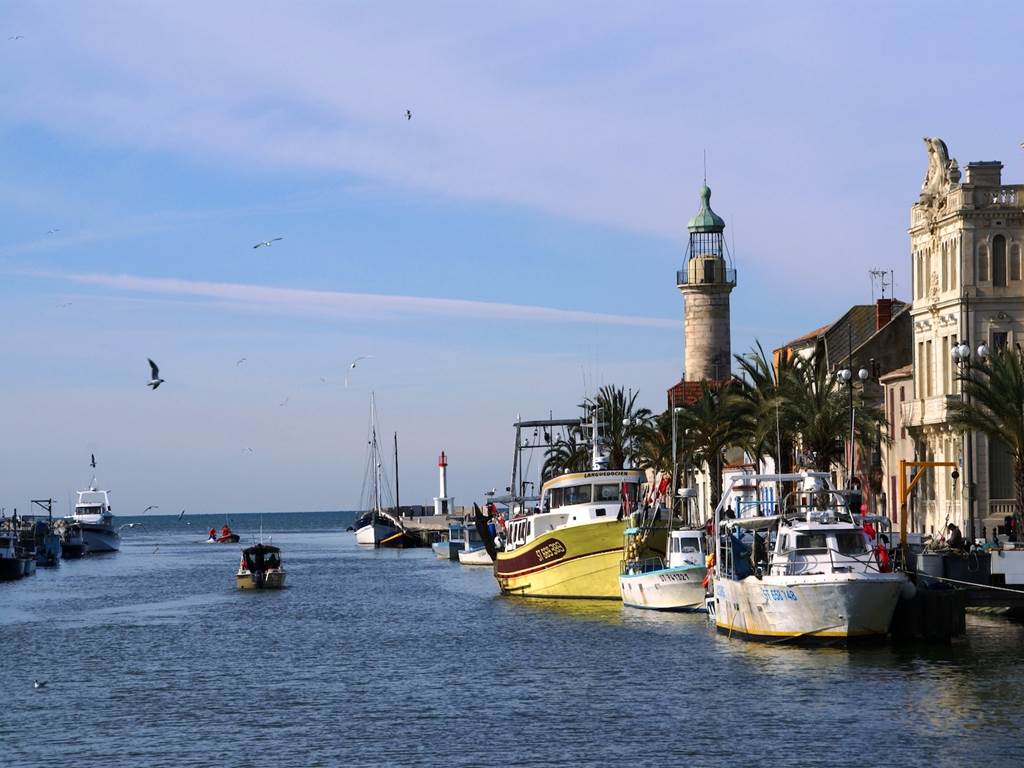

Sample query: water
[3,511,1024,767]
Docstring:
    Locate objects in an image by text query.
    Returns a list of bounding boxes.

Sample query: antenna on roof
[869,268,891,300]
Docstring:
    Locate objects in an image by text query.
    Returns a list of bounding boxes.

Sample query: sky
[2,1,1024,514]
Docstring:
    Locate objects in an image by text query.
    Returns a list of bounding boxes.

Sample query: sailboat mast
[371,393,380,519]
[394,431,400,518]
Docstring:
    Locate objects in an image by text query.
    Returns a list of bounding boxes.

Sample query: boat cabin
[241,543,283,573]
[74,488,112,518]
[667,530,706,569]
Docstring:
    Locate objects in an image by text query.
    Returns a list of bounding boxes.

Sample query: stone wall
[682,285,732,382]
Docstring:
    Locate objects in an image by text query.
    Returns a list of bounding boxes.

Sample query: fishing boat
[458,546,493,566]
[57,519,88,559]
[27,501,62,566]
[709,471,909,644]
[72,483,120,553]
[619,479,707,611]
[0,527,24,581]
[236,543,286,590]
[353,395,406,547]
[493,415,667,599]
[432,519,466,561]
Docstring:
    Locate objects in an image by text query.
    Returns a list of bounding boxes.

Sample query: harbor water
[2,511,1024,767]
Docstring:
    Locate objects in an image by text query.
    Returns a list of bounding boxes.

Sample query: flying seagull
[118,522,143,532]
[253,237,283,249]
[242,447,254,454]
[56,302,73,308]
[9,35,24,40]
[142,505,158,513]
[153,545,160,554]
[236,357,247,366]
[177,509,186,520]
[47,228,60,234]
[33,680,46,689]
[406,109,412,120]
[147,358,164,389]
[279,397,290,407]
[90,453,96,468]
[345,355,373,387]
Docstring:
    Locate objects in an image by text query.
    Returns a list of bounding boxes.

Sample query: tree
[675,382,743,512]
[582,384,653,469]
[541,433,589,480]
[947,346,1024,535]
[732,342,796,472]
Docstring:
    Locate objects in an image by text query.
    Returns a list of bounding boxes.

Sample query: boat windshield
[77,506,103,515]
[835,530,869,555]
[794,532,828,554]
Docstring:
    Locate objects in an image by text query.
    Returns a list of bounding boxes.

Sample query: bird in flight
[142,505,158,513]
[242,447,254,454]
[253,237,283,249]
[56,302,73,308]
[153,545,160,554]
[90,453,96,468]
[345,355,373,387]
[118,522,143,532]
[33,680,47,689]
[47,228,60,234]
[236,357,247,366]
[406,109,412,120]
[147,358,164,389]
[9,35,24,40]
[279,397,290,407]
[177,509,186,520]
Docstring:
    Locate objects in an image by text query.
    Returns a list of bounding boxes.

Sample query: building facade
[903,138,1024,539]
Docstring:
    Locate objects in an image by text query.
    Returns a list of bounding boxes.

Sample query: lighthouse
[433,451,454,516]
[677,184,736,382]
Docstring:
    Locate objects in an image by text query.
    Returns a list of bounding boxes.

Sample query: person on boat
[730,528,751,579]
[208,528,217,540]
[221,524,232,539]
[946,523,965,551]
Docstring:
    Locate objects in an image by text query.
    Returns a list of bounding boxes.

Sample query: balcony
[676,267,737,288]
[901,394,961,428]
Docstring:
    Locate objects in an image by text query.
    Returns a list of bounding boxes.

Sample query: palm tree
[781,351,884,473]
[634,410,674,473]
[733,342,796,472]
[675,382,744,512]
[541,433,589,480]
[582,384,653,469]
[947,346,1024,534]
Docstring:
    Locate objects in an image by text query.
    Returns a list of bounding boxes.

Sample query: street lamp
[671,406,683,519]
[837,365,870,483]
[951,340,984,541]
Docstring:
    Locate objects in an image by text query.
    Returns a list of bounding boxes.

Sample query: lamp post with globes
[951,340,988,541]
[836,364,871,485]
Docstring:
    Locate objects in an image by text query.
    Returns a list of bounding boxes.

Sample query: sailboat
[353,394,407,547]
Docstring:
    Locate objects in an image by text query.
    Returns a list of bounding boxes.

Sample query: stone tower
[678,184,736,381]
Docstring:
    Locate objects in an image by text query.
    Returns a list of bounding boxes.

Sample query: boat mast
[394,431,400,519]
[371,393,380,521]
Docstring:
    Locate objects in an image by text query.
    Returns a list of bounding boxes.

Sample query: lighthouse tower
[433,451,454,516]
[677,184,736,382]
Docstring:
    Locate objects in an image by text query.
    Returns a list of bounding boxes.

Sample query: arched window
[993,235,1007,287]
[951,239,958,286]
[1011,243,1021,281]
[941,241,948,291]
[978,244,989,282]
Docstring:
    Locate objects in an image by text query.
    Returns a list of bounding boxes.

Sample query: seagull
[253,237,283,249]
[147,358,164,389]
[242,447,254,454]
[279,397,290,407]
[345,356,373,387]
[56,302,73,308]
[9,35,24,40]
[47,228,60,234]
[90,453,96,468]
[236,357,247,366]
[118,522,143,532]
[406,109,412,120]
[153,545,160,554]
[177,509,185,521]
[33,680,46,689]
[142,505,158,513]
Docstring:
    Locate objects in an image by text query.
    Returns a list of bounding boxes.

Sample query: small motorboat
[56,520,87,559]
[236,543,286,590]
[0,530,24,581]
[211,526,240,543]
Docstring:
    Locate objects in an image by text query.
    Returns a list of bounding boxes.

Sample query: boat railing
[768,545,886,577]
[620,556,666,576]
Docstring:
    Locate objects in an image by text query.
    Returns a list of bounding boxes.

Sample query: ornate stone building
[902,138,1024,539]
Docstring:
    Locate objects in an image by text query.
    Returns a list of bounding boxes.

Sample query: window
[795,533,828,554]
[594,484,620,502]
[836,531,868,555]
[703,260,715,284]
[550,487,563,509]
[900,385,906,438]
[993,331,1008,351]
[941,241,948,291]
[978,244,989,282]
[888,389,895,432]
[926,340,933,396]
[1012,244,1022,281]
[993,235,1007,287]
[951,239,958,286]
[563,484,592,505]
[916,342,924,398]
[941,335,949,395]
[990,438,1014,499]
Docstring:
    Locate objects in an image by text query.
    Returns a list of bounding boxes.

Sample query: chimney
[875,298,894,331]
[964,161,1003,187]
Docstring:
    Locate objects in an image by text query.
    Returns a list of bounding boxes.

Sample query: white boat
[457,546,493,566]
[621,528,707,611]
[353,394,406,547]
[709,471,909,644]
[72,484,120,553]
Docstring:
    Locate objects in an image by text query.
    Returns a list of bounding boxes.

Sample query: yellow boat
[236,543,287,590]
[495,469,666,599]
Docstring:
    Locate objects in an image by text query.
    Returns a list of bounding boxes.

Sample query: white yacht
[72,484,120,553]
[709,471,908,643]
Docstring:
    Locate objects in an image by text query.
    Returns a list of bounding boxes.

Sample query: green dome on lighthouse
[687,184,726,233]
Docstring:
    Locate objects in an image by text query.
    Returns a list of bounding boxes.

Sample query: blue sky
[2,1,1023,513]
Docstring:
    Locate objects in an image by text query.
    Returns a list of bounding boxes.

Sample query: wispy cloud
[28,269,677,329]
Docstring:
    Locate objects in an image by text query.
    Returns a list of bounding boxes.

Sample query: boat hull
[457,547,493,566]
[619,565,707,611]
[355,521,401,547]
[236,571,286,590]
[432,541,451,559]
[80,526,120,553]
[0,558,24,581]
[496,519,665,599]
[712,573,906,643]
[61,543,87,559]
